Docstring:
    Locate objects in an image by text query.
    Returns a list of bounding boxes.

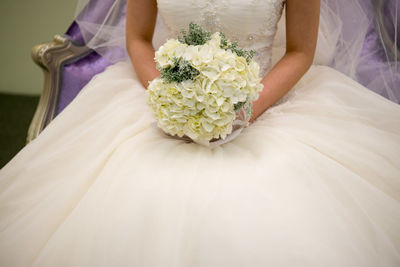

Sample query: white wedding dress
[1,0,400,266]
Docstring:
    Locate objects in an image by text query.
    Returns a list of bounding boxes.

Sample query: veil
[74,0,399,103]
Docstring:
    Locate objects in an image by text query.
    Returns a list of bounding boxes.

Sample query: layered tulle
[1,62,399,266]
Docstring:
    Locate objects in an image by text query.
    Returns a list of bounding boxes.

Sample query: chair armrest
[27,34,91,143]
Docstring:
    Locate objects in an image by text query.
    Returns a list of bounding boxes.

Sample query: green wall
[0,0,78,95]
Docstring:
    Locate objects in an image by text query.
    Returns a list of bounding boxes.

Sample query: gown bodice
[156,0,286,76]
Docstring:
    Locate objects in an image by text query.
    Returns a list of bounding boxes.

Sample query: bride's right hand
[126,0,160,89]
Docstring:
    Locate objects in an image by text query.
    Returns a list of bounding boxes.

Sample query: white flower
[149,31,263,143]
[155,39,187,68]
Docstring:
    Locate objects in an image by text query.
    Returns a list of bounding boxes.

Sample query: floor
[0,93,39,168]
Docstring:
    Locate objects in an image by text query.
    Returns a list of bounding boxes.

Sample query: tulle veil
[73,0,400,103]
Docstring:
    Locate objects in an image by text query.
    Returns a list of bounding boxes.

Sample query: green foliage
[160,57,200,83]
[178,22,212,46]
[219,32,229,48]
[234,101,247,112]
[178,22,257,63]
[219,32,257,63]
[245,101,253,117]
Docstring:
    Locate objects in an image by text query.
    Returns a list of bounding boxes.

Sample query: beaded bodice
[157,0,286,76]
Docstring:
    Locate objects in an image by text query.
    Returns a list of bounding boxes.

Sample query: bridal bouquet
[148,23,263,146]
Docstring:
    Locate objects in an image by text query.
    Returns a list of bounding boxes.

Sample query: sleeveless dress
[1,0,400,266]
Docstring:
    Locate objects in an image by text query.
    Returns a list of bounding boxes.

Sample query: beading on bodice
[156,0,286,76]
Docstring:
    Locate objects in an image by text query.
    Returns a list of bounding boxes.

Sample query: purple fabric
[56,53,110,115]
[357,0,400,102]
[65,21,85,45]
[57,21,108,115]
[56,12,112,115]
[359,0,399,62]
[383,0,400,52]
[76,0,128,63]
[55,0,125,115]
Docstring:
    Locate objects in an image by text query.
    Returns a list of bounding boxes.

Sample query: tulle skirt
[1,62,400,266]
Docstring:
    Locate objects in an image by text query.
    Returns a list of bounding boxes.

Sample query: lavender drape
[357,0,400,102]
[56,24,110,116]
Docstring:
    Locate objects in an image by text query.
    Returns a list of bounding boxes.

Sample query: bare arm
[126,0,159,88]
[250,0,320,121]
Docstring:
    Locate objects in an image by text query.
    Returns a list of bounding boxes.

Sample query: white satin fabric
[1,0,400,266]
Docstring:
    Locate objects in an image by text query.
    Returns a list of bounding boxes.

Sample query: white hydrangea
[149,32,263,143]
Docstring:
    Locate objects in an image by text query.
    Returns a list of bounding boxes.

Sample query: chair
[27,20,113,143]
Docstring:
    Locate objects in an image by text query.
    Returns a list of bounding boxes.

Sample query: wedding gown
[1,0,400,266]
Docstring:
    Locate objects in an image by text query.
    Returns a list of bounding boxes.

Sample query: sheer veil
[74,0,399,103]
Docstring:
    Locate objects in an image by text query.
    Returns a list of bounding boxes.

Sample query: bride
[1,0,400,266]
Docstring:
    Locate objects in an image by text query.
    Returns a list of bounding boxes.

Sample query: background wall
[0,0,78,95]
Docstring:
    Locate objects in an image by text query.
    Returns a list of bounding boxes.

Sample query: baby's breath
[219,32,256,63]
[178,23,256,63]
[160,57,200,83]
[178,22,212,46]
